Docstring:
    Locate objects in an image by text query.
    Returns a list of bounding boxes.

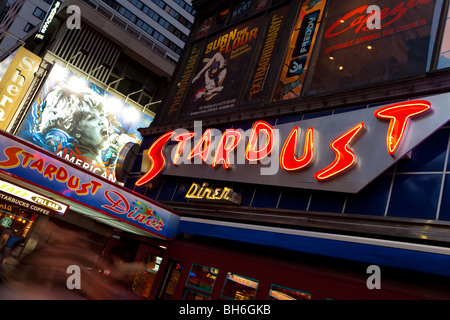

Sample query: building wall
[0,0,52,53]
[129,0,450,228]
[123,0,450,298]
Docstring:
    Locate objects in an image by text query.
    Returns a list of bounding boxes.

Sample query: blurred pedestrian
[0,221,145,300]
[0,231,21,265]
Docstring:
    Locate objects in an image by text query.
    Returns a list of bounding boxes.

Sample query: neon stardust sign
[136,100,431,187]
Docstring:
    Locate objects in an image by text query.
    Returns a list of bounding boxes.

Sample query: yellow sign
[0,47,42,131]
[185,182,241,204]
[0,178,68,215]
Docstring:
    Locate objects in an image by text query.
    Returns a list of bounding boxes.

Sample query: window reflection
[186,263,219,293]
[438,5,450,69]
[307,0,440,95]
[221,272,259,300]
[183,289,212,300]
[268,284,311,300]
[131,253,163,298]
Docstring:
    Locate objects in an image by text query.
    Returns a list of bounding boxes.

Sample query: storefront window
[268,284,311,300]
[186,263,219,293]
[163,260,184,297]
[131,253,163,298]
[0,203,36,238]
[437,3,450,69]
[221,272,259,300]
[306,0,442,95]
[183,289,212,300]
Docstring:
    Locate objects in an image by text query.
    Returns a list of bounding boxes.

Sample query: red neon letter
[173,132,194,165]
[135,131,174,186]
[245,121,275,161]
[213,129,242,169]
[315,122,365,181]
[280,127,314,171]
[374,100,431,155]
[187,129,212,163]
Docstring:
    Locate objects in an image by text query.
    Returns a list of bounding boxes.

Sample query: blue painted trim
[179,220,450,278]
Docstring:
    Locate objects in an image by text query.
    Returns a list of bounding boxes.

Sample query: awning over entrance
[0,131,180,240]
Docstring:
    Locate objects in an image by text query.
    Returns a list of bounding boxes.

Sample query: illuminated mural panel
[16,63,153,184]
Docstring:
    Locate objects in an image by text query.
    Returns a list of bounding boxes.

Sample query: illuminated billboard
[0,47,42,131]
[177,15,264,119]
[274,0,327,100]
[306,0,438,95]
[16,63,153,183]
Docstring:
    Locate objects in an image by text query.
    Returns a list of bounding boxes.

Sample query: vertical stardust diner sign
[0,132,180,240]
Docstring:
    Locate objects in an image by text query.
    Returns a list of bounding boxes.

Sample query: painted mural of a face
[36,84,110,162]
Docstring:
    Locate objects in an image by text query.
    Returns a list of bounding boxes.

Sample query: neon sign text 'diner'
[136,100,431,187]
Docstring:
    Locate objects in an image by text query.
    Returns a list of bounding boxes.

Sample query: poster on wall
[165,42,205,121]
[16,63,153,183]
[245,4,290,104]
[178,15,264,119]
[273,0,327,101]
[306,0,438,95]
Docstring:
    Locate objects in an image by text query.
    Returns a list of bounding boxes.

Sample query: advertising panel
[178,15,264,118]
[274,0,327,100]
[0,47,42,131]
[245,5,290,104]
[16,63,153,184]
[166,42,204,121]
[307,0,438,95]
[0,131,180,239]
